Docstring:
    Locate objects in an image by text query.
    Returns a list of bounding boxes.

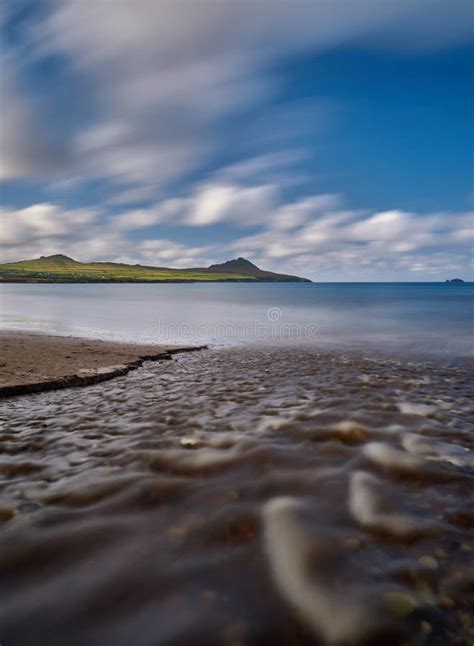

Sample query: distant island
[0,254,311,283]
[445,278,465,284]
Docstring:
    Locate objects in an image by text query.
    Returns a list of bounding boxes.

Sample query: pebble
[201,589,218,602]
[418,555,438,570]
[460,612,473,630]
[440,596,455,609]
[17,501,41,513]
[0,506,17,520]
[384,591,416,617]
[180,437,202,449]
[342,537,362,550]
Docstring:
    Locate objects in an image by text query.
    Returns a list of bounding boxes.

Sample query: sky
[0,0,473,281]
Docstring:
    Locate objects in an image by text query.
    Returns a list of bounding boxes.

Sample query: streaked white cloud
[0,202,212,268]
[135,240,213,268]
[1,194,472,280]
[4,0,469,187]
[0,60,70,180]
[271,195,343,231]
[228,201,473,279]
[187,183,277,227]
[114,199,187,231]
[114,179,278,230]
[0,203,99,248]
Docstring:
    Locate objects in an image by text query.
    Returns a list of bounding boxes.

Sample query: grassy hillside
[0,255,257,283]
[0,254,311,283]
[207,257,311,281]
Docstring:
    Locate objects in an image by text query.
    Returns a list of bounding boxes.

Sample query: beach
[0,341,473,645]
[0,331,203,397]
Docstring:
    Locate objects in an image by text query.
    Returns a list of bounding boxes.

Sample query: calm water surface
[0,284,473,645]
[0,282,472,356]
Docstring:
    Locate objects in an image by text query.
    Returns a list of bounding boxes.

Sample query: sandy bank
[0,331,205,398]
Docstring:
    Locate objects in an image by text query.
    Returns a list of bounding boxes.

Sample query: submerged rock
[180,437,202,449]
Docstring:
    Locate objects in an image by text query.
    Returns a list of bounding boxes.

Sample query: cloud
[349,210,412,241]
[107,169,473,280]
[7,0,468,189]
[106,185,161,207]
[114,199,187,231]
[0,203,98,247]
[187,183,277,226]
[2,191,471,281]
[135,240,213,268]
[271,195,343,231]
[114,176,278,230]
[73,119,205,188]
[112,152,337,232]
[0,202,212,269]
[226,196,473,279]
[0,203,102,259]
[0,59,70,180]
[41,1,473,73]
[214,150,315,191]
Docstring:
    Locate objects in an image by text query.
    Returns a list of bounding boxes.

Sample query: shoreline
[1,327,471,400]
[0,330,206,398]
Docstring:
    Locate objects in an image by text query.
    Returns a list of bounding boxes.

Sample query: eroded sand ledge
[0,331,205,398]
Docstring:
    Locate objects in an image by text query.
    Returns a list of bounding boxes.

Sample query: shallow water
[0,282,472,356]
[1,347,473,645]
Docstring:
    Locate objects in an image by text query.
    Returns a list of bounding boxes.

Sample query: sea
[0,282,472,356]
[0,282,473,645]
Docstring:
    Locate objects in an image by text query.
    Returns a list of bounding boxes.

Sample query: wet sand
[0,346,473,645]
[0,331,204,397]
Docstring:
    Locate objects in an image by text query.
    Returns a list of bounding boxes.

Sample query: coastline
[0,330,205,398]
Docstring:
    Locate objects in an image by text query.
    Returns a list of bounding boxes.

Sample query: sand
[0,331,203,397]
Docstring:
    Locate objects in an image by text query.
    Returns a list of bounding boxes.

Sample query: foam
[329,420,370,435]
[362,442,423,473]
[144,445,244,473]
[263,497,386,644]
[397,402,436,417]
[349,471,437,537]
[401,432,473,468]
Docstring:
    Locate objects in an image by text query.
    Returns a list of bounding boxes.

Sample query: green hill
[0,254,311,283]
[207,257,309,282]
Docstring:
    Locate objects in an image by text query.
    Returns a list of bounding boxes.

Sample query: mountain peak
[207,257,311,282]
[40,254,76,262]
[236,257,257,266]
[208,257,258,271]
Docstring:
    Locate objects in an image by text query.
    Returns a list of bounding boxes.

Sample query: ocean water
[1,283,473,645]
[0,282,472,356]
[1,347,473,645]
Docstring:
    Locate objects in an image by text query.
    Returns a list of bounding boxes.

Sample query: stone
[180,437,202,449]
[17,501,42,513]
[418,555,438,570]
[384,591,416,617]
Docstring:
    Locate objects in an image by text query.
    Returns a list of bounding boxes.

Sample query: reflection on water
[1,347,473,645]
[0,282,472,355]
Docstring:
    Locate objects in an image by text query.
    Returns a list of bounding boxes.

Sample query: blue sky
[1,0,473,280]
